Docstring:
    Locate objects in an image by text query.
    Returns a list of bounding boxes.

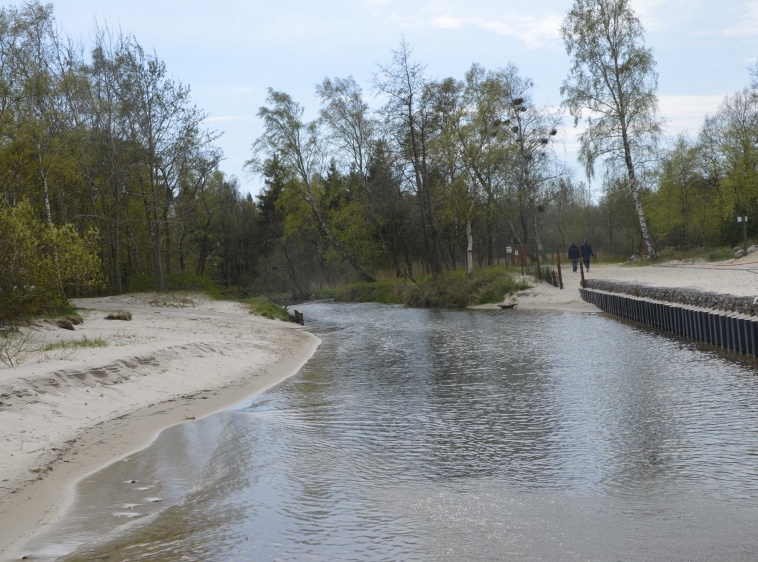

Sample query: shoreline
[1,259,756,559]
[0,294,319,560]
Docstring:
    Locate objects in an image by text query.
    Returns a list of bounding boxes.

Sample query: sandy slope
[0,293,318,559]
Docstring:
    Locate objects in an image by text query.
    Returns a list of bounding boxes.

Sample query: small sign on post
[738,215,748,252]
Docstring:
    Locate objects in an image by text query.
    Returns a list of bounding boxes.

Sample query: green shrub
[334,267,529,308]
[0,199,103,322]
[705,247,733,262]
[475,275,532,305]
[127,274,157,293]
[333,279,406,304]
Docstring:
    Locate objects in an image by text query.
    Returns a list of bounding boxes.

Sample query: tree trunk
[466,200,475,276]
[624,147,657,258]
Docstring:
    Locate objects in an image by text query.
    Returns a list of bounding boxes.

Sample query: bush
[333,279,406,304]
[0,327,39,367]
[0,200,104,322]
[334,267,530,308]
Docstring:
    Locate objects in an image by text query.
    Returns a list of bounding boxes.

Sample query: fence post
[579,257,586,288]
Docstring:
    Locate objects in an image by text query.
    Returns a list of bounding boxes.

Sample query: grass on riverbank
[243,296,294,322]
[334,266,532,308]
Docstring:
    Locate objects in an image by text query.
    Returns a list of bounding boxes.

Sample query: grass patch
[704,247,734,262]
[41,335,108,352]
[475,274,532,305]
[646,246,735,263]
[244,297,292,322]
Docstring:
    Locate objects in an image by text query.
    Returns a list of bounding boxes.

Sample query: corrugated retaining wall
[579,285,758,358]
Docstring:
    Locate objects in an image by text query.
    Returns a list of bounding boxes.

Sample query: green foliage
[653,246,735,263]
[475,274,532,305]
[334,267,530,308]
[244,297,292,322]
[1,3,756,303]
[167,273,223,299]
[406,267,532,308]
[615,245,735,265]
[127,274,158,294]
[705,248,734,262]
[333,279,406,304]
[0,200,104,322]
[646,136,723,248]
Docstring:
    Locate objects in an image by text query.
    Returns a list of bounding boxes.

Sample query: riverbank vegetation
[1,1,757,322]
[333,266,533,308]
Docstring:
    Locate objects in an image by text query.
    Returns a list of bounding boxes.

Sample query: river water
[24,303,758,561]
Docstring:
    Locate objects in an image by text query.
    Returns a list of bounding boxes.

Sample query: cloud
[481,15,563,48]
[204,114,257,124]
[633,0,698,32]
[231,87,264,95]
[720,0,758,37]
[658,94,725,135]
[384,2,564,49]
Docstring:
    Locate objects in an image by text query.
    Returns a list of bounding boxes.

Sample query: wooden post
[557,249,563,290]
[579,246,584,289]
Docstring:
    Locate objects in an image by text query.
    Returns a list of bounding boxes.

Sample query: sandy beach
[0,294,319,560]
[1,257,757,559]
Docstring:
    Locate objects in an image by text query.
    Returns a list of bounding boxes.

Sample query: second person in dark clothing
[568,242,580,272]
[581,239,594,271]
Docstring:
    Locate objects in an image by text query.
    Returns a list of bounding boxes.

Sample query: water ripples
[25,302,758,561]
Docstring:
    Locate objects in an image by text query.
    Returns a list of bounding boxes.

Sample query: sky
[21,0,758,196]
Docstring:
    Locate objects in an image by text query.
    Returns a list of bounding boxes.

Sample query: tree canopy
[1,1,757,317]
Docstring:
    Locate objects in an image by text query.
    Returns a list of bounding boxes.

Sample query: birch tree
[561,0,661,257]
[251,89,375,282]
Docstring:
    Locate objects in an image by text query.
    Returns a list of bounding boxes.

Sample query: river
[24,303,758,560]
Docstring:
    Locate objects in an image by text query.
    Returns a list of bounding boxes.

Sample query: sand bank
[0,294,318,560]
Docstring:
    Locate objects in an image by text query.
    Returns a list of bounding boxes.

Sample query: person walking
[568,241,580,272]
[581,239,595,271]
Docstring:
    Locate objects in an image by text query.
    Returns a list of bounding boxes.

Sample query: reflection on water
[23,303,758,561]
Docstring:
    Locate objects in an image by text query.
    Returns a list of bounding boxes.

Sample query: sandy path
[484,260,758,312]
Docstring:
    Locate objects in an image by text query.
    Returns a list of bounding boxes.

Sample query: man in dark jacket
[581,239,595,271]
[568,242,580,272]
